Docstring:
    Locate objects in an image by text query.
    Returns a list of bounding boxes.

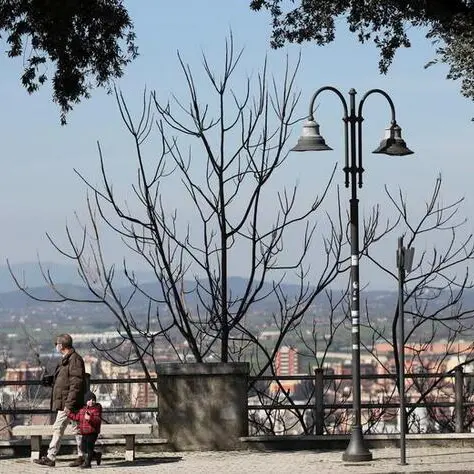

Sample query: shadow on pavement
[102,456,183,468]
[374,450,474,462]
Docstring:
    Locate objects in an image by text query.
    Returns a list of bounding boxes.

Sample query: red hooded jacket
[67,403,102,435]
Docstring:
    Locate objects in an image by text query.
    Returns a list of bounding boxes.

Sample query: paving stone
[1,447,474,473]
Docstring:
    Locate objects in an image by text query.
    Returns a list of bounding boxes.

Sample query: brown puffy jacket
[51,349,86,411]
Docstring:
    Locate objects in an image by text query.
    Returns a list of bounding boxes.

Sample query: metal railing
[248,366,474,435]
[1,368,473,434]
[0,377,160,418]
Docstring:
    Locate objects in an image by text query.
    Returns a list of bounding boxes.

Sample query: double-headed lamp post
[291,86,413,462]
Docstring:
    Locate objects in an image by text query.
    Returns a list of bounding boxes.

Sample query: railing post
[455,366,464,433]
[314,368,324,435]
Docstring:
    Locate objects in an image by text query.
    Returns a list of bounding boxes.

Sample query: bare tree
[9,36,352,396]
[272,176,474,435]
[361,176,474,433]
[12,36,474,437]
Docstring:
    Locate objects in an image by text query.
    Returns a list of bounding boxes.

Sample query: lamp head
[373,123,414,156]
[291,119,333,152]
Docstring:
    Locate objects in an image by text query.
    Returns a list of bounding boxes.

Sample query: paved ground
[2,448,474,474]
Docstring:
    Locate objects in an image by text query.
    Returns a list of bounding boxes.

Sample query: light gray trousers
[47,410,83,460]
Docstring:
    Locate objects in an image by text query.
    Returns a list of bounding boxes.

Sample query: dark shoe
[33,456,55,467]
[68,456,84,467]
[80,454,93,469]
[94,451,102,466]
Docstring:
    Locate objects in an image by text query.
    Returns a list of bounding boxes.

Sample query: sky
[0,1,472,291]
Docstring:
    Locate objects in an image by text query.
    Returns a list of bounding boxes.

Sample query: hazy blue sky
[0,1,472,290]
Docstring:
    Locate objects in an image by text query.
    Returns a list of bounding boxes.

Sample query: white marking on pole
[351,310,359,317]
[352,327,359,333]
[351,255,358,265]
[352,344,359,350]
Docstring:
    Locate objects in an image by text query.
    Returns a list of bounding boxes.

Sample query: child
[67,391,102,469]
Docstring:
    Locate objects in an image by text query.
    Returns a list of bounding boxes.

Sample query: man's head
[55,334,73,354]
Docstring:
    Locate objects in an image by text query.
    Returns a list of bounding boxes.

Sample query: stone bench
[12,423,167,462]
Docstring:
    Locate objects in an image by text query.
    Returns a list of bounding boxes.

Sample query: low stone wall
[240,433,474,451]
[156,362,249,450]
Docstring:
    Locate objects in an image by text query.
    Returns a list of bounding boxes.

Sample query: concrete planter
[156,362,249,450]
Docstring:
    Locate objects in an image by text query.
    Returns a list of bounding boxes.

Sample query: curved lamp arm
[308,85,349,120]
[356,89,398,186]
[309,86,350,186]
[358,88,397,123]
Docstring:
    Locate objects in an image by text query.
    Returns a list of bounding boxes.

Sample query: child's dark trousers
[81,433,99,467]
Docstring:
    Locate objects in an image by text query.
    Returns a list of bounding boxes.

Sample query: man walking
[34,334,87,467]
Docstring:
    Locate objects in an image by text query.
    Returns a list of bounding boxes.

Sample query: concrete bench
[12,423,166,462]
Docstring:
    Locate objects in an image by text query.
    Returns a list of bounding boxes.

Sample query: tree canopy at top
[0,0,137,123]
[251,0,474,102]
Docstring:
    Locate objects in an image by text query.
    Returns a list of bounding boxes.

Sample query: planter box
[156,362,249,450]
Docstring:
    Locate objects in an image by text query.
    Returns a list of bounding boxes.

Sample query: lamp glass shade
[373,124,414,156]
[291,119,333,152]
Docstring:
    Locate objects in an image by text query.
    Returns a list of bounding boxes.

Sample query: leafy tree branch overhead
[0,0,137,124]
[250,0,474,102]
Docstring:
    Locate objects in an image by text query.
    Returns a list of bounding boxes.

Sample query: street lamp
[291,87,413,462]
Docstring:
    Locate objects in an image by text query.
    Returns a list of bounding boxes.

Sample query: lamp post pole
[344,89,368,461]
[397,236,415,466]
[291,86,413,462]
[398,236,407,465]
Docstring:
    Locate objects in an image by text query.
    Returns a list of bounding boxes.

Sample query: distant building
[2,362,42,400]
[269,346,302,395]
[97,360,157,409]
[259,330,281,341]
[275,346,299,376]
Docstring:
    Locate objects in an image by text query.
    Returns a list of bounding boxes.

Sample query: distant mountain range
[1,262,155,293]
[2,262,474,316]
[0,262,158,311]
[0,262,322,312]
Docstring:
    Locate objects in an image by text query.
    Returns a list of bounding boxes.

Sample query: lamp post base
[342,425,372,462]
